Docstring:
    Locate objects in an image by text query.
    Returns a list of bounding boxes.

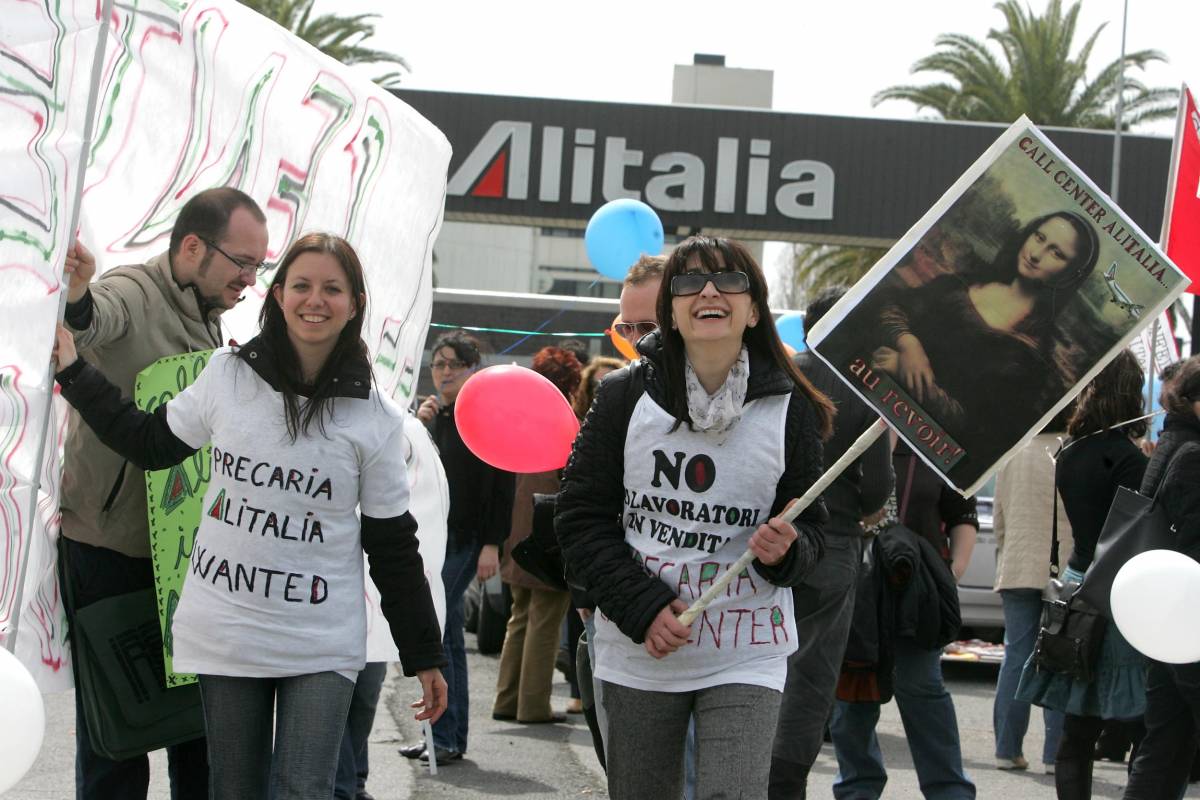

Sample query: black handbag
[1032,464,1106,682]
[59,538,205,760]
[1075,441,1199,619]
[510,492,568,591]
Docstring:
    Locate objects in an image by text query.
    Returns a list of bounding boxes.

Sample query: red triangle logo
[207,489,226,520]
[470,149,507,198]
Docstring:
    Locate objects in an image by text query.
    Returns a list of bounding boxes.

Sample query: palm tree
[238,0,408,88]
[785,243,887,300]
[874,0,1177,129]
[794,0,1178,297]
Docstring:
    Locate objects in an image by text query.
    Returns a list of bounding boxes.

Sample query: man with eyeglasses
[57,187,269,800]
[615,255,665,350]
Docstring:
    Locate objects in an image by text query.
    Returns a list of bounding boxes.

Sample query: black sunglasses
[670,270,750,297]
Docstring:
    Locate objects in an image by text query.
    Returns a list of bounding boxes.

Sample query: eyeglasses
[431,359,470,371]
[201,238,269,276]
[670,270,750,297]
[613,320,658,339]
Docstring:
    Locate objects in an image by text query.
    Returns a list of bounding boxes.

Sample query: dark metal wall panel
[394,89,1170,245]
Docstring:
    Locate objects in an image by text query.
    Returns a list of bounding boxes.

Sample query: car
[956,475,1004,639]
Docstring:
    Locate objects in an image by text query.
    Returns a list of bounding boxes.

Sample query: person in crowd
[404,330,515,764]
[868,211,1100,461]
[1015,350,1148,799]
[1120,356,1200,799]
[492,346,582,724]
[557,235,833,799]
[770,286,894,799]
[52,233,447,799]
[334,661,387,800]
[563,354,624,719]
[991,409,1074,774]
[831,443,977,800]
[613,254,665,347]
[56,187,269,799]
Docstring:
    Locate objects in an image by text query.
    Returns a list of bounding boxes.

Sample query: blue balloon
[776,312,806,352]
[585,199,665,281]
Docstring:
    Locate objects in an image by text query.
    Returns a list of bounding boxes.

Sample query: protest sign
[135,352,213,687]
[808,117,1190,495]
[1,0,450,685]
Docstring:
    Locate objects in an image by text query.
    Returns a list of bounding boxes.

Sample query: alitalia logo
[447,121,835,220]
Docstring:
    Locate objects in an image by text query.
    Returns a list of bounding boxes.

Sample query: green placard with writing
[134,350,213,688]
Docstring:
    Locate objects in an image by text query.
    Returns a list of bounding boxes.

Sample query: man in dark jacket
[770,286,894,799]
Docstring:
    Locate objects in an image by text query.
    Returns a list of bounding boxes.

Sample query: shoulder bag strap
[897,453,917,524]
[1050,467,1060,578]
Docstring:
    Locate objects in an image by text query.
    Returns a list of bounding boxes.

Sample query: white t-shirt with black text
[164,349,410,679]
[593,392,800,693]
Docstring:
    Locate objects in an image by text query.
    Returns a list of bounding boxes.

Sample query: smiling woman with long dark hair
[51,232,446,799]
[556,235,832,799]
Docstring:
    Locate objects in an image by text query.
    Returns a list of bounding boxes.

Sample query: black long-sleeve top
[1056,429,1148,573]
[428,403,515,553]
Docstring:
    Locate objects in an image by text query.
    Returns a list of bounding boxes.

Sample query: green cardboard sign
[134,350,213,687]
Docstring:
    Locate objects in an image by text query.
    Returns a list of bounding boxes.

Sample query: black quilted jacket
[555,332,828,644]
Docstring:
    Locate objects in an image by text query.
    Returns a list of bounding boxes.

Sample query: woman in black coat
[1123,355,1200,799]
[556,236,833,800]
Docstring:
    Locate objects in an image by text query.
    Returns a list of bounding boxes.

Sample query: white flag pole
[5,0,115,654]
[678,418,888,626]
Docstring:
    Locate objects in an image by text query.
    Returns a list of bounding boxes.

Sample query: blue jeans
[994,589,1063,763]
[334,662,387,799]
[198,671,354,800]
[831,638,975,800]
[431,544,479,753]
[62,537,209,800]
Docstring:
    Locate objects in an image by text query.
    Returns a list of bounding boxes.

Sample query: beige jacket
[60,253,224,558]
[993,433,1075,591]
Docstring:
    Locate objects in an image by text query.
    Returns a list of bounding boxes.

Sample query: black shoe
[492,711,516,721]
[419,746,463,764]
[355,793,376,800]
[398,742,426,759]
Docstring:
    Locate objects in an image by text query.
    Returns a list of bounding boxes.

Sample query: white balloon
[0,647,45,794]
[1111,549,1200,664]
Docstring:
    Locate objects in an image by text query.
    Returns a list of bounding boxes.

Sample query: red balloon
[454,365,580,472]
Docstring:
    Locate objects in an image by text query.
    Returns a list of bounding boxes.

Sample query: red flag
[1163,85,1200,293]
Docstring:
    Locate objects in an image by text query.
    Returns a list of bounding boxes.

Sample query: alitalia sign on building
[394,89,1171,246]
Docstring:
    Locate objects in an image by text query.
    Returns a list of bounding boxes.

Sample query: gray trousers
[603,680,781,800]
[773,534,863,768]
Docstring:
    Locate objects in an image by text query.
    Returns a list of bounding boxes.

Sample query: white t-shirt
[593,392,800,693]
[164,349,410,679]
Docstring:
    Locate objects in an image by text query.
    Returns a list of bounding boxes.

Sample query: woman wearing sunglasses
[557,235,833,799]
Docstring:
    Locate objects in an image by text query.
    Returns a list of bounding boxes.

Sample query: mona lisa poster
[808,117,1189,495]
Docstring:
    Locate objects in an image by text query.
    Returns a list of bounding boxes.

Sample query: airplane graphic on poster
[1104,263,1146,319]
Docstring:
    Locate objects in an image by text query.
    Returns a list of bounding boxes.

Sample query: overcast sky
[328,0,1196,133]
[317,0,1198,297]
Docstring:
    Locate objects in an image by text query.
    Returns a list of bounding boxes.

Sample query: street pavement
[12,635,1200,798]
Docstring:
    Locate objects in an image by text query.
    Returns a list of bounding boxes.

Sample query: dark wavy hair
[971,211,1100,340]
[1067,349,1146,438]
[532,346,582,400]
[656,236,834,439]
[240,232,369,441]
[430,330,482,369]
[1161,355,1200,416]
